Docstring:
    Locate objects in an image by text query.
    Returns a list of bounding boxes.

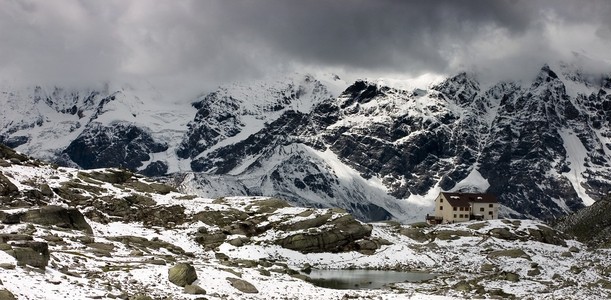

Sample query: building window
[488,211,493,215]
[453,214,457,218]
[453,207,457,211]
[480,207,484,212]
[440,206,443,210]
[459,214,463,218]
[489,204,493,208]
[440,198,443,202]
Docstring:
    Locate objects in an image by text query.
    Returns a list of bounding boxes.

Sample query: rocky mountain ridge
[1,65,611,222]
[553,193,611,248]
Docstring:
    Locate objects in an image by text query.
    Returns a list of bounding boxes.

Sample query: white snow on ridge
[451,166,490,192]
[219,73,339,115]
[402,184,438,221]
[371,72,446,92]
[181,143,435,223]
[559,129,595,205]
[198,115,268,160]
[262,145,435,222]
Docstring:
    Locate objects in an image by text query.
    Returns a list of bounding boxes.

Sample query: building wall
[450,205,471,222]
[436,193,498,223]
[435,194,454,223]
[471,202,498,220]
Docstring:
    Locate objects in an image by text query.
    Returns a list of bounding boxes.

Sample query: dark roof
[441,192,497,207]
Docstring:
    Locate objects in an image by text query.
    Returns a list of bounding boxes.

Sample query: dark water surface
[307,269,437,290]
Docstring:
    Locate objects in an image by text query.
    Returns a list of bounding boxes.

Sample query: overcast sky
[1,0,611,99]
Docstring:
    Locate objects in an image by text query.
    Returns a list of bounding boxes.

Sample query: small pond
[306,269,437,290]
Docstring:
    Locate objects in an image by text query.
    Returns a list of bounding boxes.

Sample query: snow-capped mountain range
[2,64,610,222]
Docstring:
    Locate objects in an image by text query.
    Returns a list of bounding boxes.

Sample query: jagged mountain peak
[337,80,386,108]
[530,64,564,90]
[176,73,339,161]
[437,71,480,88]
[431,71,481,107]
[539,64,559,77]
[194,72,338,116]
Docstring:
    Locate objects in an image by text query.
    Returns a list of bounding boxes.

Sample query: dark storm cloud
[0,0,610,97]
[0,0,126,86]
[211,0,537,72]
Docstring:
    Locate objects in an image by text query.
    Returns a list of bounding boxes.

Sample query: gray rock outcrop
[5,241,50,269]
[22,206,93,234]
[276,214,373,253]
[0,172,18,197]
[226,277,258,294]
[184,284,206,295]
[168,263,198,287]
[0,289,16,300]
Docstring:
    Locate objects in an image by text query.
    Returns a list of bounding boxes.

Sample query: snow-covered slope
[0,84,195,174]
[2,66,611,222]
[179,143,431,222]
[0,144,610,300]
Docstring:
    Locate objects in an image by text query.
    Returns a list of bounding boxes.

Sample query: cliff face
[553,194,611,248]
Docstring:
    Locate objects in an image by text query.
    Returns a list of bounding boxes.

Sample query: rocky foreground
[0,144,609,299]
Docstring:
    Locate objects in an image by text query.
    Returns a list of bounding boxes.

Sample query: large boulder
[5,241,50,269]
[0,212,22,224]
[184,284,206,295]
[168,263,198,287]
[194,232,227,250]
[280,213,332,231]
[399,227,430,242]
[226,277,258,294]
[21,206,93,234]
[276,214,373,253]
[0,289,16,300]
[527,225,568,247]
[0,173,18,196]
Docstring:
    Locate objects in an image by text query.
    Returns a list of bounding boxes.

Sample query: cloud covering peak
[1,0,610,98]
